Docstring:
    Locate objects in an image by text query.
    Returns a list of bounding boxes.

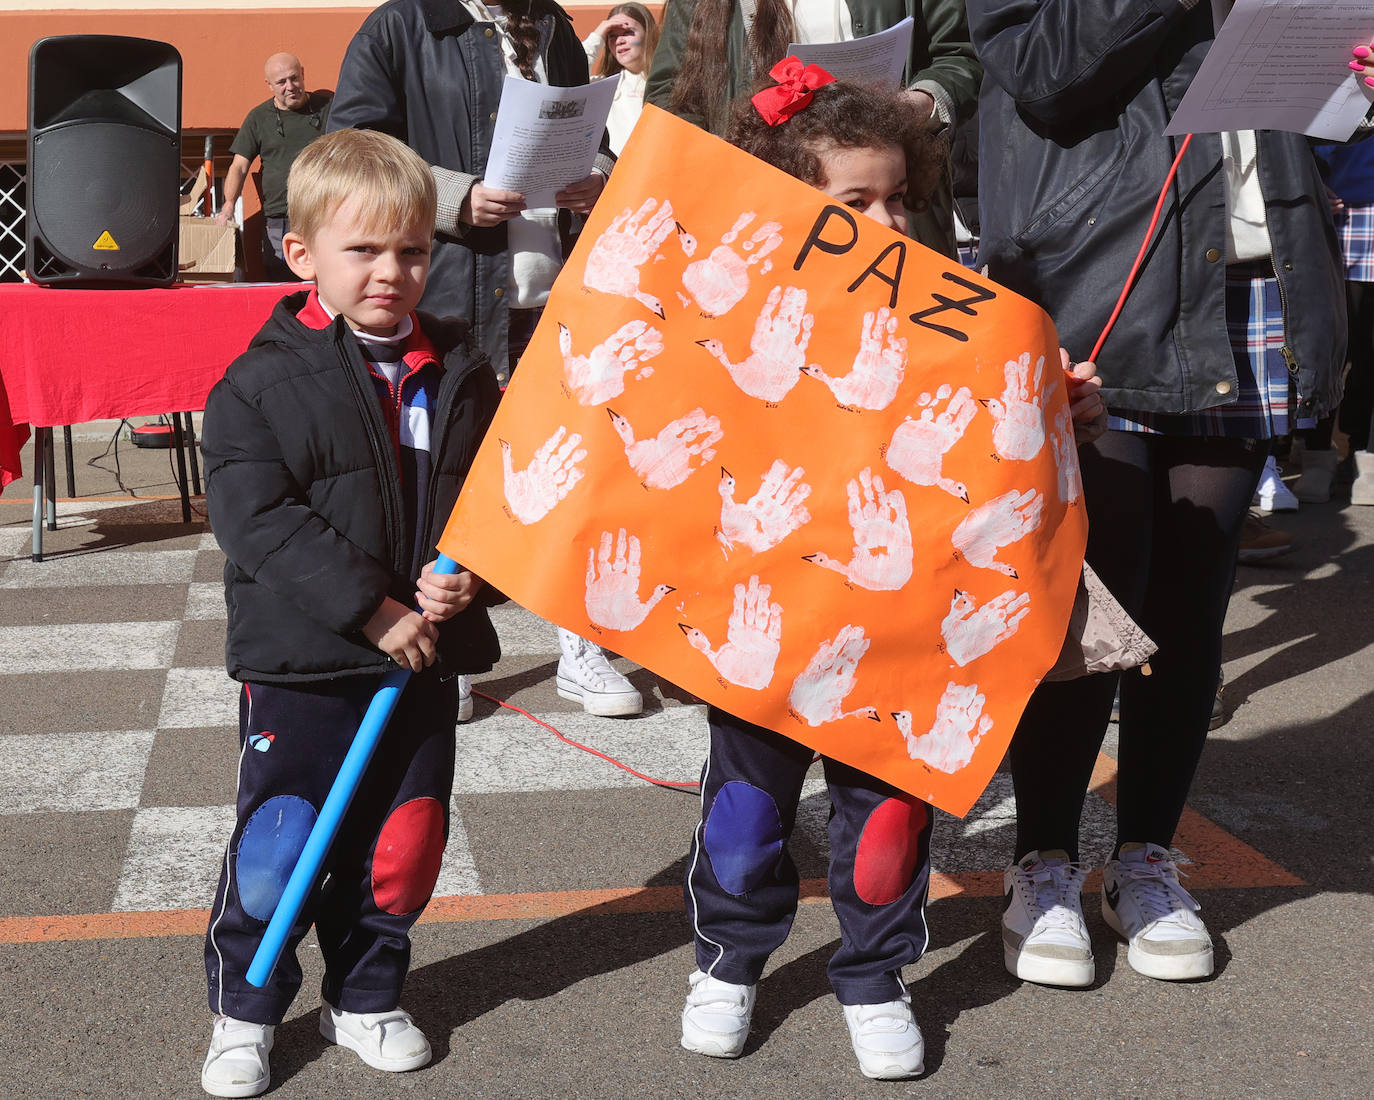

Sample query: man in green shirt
[214,52,332,280]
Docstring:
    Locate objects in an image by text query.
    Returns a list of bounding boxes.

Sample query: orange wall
[1,5,652,135]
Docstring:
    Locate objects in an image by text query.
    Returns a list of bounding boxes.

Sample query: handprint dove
[803,468,913,591]
[696,286,813,404]
[606,406,723,490]
[679,575,782,689]
[717,459,812,555]
[560,320,663,406]
[788,625,880,727]
[892,683,993,773]
[1049,404,1082,503]
[883,384,975,501]
[987,352,1049,462]
[582,198,680,316]
[501,427,586,524]
[585,528,674,631]
[951,488,1044,578]
[940,588,1031,666]
[682,211,783,316]
[800,307,907,410]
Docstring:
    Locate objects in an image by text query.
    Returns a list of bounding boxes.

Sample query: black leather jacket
[203,292,502,683]
[970,0,1346,418]
[329,0,596,376]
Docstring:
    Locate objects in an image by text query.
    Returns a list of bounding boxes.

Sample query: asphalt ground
[1,423,1370,1099]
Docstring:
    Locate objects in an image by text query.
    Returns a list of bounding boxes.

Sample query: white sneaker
[1102,843,1213,981]
[201,1016,272,1098]
[1002,849,1094,987]
[456,674,474,723]
[841,991,924,1080]
[681,969,755,1058]
[319,1001,431,1072]
[1252,456,1298,513]
[556,628,643,716]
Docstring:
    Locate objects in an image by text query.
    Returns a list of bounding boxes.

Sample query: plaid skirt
[1108,263,1308,439]
[1334,204,1374,283]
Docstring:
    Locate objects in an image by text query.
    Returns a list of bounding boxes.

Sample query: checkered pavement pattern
[0,497,1126,923]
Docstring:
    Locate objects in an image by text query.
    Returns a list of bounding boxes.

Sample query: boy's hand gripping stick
[245,554,459,988]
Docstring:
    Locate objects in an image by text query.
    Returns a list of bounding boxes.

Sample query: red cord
[471,689,701,790]
[1089,133,1194,363]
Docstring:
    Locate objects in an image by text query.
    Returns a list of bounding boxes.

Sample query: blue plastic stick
[245,554,459,988]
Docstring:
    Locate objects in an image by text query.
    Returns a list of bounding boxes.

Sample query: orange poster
[439,107,1087,817]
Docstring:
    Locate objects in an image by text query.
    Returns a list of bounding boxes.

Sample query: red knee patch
[853,797,930,906]
[371,797,446,915]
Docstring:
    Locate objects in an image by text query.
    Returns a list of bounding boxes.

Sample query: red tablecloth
[0,281,297,489]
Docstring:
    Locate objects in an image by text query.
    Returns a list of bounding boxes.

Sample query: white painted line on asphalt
[184,582,226,621]
[0,729,156,813]
[158,667,238,729]
[453,707,709,793]
[112,804,235,912]
[0,621,180,674]
[433,801,483,899]
[0,549,198,588]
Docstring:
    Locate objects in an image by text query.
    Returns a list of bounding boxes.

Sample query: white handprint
[716,459,811,555]
[582,198,677,316]
[584,528,675,631]
[679,575,782,689]
[1049,404,1082,503]
[788,625,880,727]
[696,286,812,404]
[940,588,1031,666]
[501,427,586,524]
[951,488,1044,578]
[682,211,783,316]
[883,384,976,501]
[560,320,663,406]
[893,682,994,773]
[800,307,907,410]
[606,406,723,490]
[803,468,913,591]
[987,352,1048,462]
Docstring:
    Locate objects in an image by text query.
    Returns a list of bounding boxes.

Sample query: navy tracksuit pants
[205,673,456,1024]
[686,707,934,1006]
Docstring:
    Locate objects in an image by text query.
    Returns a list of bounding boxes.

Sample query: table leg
[31,428,48,561]
[63,426,76,497]
[183,411,202,495]
[43,427,57,530]
[171,412,191,523]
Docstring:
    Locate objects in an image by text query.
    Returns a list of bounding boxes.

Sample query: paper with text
[1168,0,1374,140]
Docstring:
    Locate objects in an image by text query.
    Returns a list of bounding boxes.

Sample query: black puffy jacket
[970,0,1347,418]
[202,292,502,683]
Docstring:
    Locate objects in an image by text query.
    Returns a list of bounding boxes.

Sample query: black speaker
[26,35,182,286]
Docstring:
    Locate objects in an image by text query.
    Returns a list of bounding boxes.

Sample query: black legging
[1337,281,1374,451]
[1010,431,1266,863]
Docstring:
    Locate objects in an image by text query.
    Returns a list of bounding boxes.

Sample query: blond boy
[198,129,501,1097]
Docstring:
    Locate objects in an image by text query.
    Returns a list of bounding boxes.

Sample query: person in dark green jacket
[645,0,979,256]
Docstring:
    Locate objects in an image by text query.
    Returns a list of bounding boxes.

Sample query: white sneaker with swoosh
[1102,843,1213,980]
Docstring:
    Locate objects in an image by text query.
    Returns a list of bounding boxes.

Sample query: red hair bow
[751,56,837,126]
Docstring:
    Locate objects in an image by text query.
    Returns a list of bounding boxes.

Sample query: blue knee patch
[703,781,784,895]
[236,795,317,921]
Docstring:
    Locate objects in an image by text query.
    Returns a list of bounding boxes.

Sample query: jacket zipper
[1252,142,1299,378]
[337,336,407,575]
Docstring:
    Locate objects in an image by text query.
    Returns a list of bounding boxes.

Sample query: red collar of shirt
[296,289,442,373]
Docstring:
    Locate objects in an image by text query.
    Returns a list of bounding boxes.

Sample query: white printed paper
[1168,0,1374,140]
[486,76,620,206]
[786,18,914,88]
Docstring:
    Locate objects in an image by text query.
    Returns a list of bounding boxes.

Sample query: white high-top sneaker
[555,628,643,716]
